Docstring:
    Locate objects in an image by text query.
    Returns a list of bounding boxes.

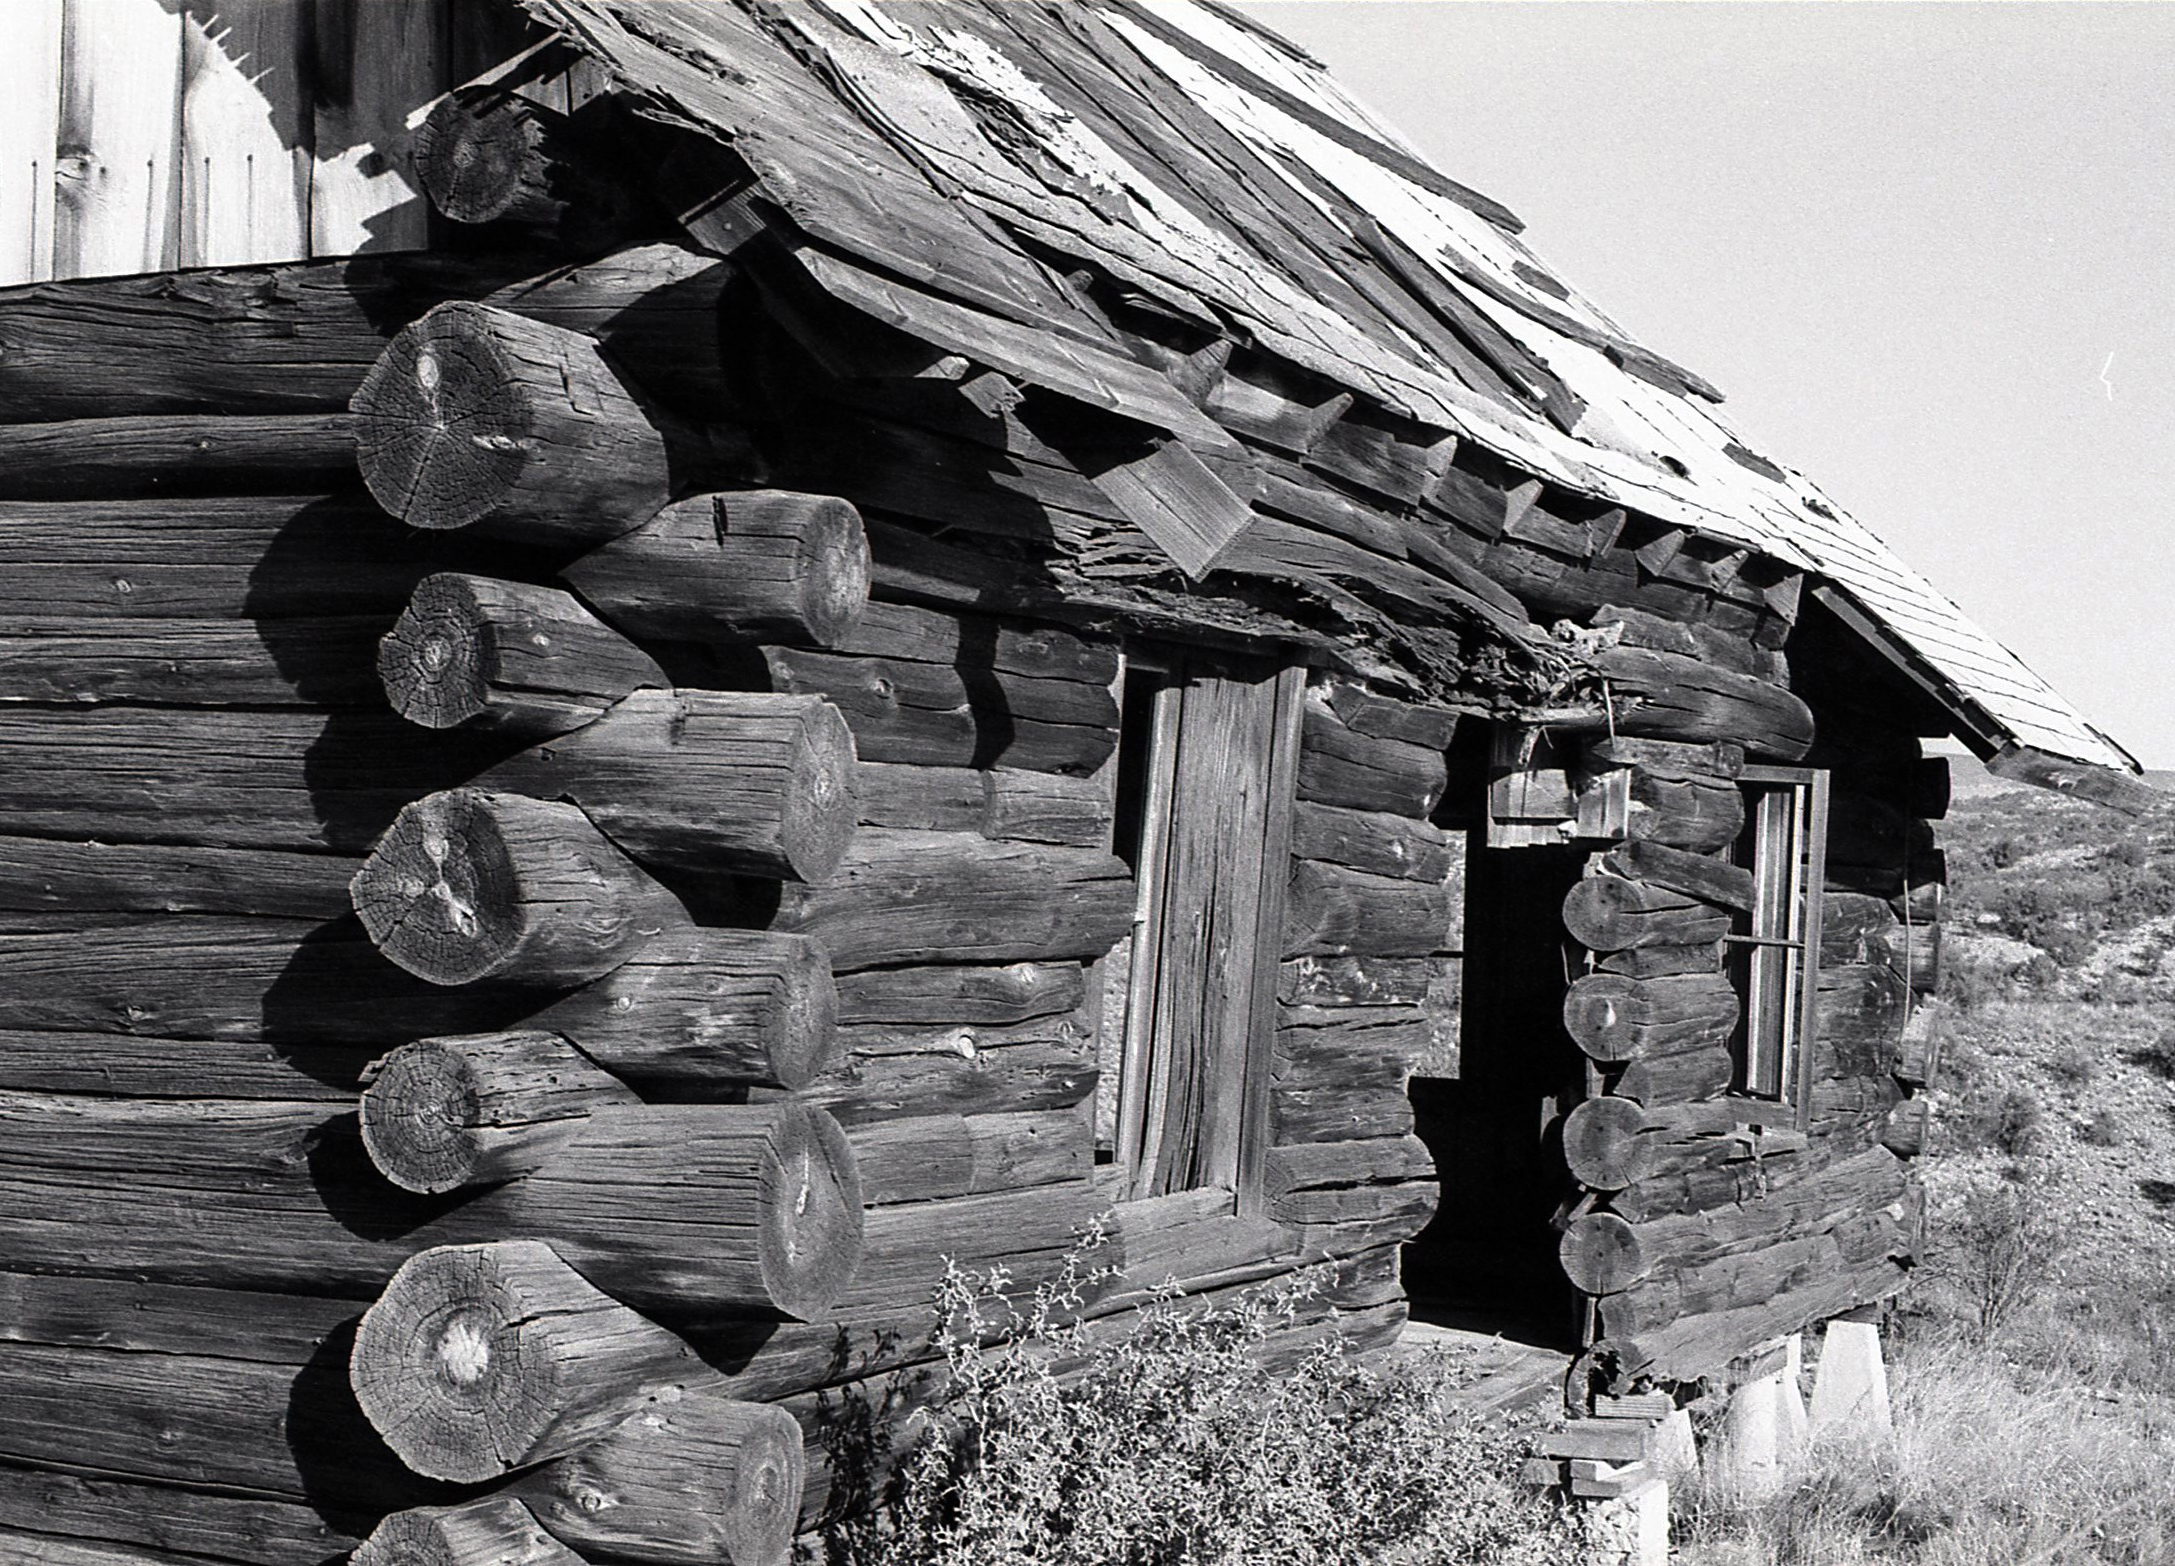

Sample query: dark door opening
[1402,839,1588,1350]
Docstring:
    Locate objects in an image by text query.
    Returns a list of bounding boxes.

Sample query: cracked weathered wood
[475,689,859,884]
[350,1240,704,1483]
[509,1386,806,1566]
[566,490,871,648]
[379,572,666,737]
[530,927,839,1092]
[350,788,685,987]
[352,302,683,545]
[351,1497,585,1566]
[359,1030,638,1194]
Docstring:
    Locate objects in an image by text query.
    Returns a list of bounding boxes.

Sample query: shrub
[2081,1106,2124,1147]
[819,1234,1591,1566]
[2126,1028,2175,1081]
[1937,1170,2069,1341]
[1984,1087,2043,1157]
[2044,1040,2098,1088]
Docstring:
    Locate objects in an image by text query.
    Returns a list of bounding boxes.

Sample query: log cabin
[0,2,2151,1561]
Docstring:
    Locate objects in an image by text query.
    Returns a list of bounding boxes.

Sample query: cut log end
[714,1402,807,1566]
[788,495,874,647]
[361,1036,491,1194]
[350,788,676,988]
[359,1030,632,1194]
[771,957,841,1092]
[1561,1096,1655,1191]
[352,1241,657,1485]
[780,701,860,883]
[1559,1212,1649,1296]
[414,91,553,227]
[761,1102,865,1320]
[352,1497,583,1566]
[377,573,500,730]
[352,303,533,533]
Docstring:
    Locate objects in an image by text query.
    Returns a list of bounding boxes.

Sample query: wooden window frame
[1730,764,1830,1123]
[1104,654,1305,1211]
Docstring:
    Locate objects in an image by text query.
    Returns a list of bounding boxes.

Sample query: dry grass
[1674,1329,2175,1565]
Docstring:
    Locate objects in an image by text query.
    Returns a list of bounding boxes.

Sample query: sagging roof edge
[508,0,2149,806]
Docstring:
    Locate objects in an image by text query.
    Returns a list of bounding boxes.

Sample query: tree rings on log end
[352,1496,584,1566]
[350,788,679,987]
[413,91,553,226]
[1559,1212,1649,1296]
[760,1102,866,1321]
[1561,1096,1655,1191]
[360,1030,635,1194]
[351,1240,702,1484]
[354,304,534,533]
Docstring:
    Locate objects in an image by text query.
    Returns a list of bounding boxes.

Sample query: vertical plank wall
[0,0,541,286]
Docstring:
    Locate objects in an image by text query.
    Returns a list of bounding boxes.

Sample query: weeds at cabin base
[814,1223,1592,1566]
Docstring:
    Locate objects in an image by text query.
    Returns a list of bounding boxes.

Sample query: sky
[1236,1,2175,769]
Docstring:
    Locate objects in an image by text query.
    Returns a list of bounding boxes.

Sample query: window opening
[1726,765,1829,1116]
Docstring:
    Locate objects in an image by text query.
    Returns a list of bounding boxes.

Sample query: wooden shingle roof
[523,0,2142,794]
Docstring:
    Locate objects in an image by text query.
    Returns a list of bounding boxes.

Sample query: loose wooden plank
[54,0,185,279]
[180,0,312,268]
[311,0,446,255]
[0,1,63,286]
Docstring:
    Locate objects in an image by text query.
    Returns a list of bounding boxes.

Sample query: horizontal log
[1594,645,1814,760]
[359,1030,639,1194]
[0,707,514,852]
[379,573,666,738]
[1825,793,1937,869]
[768,1040,1097,1126]
[0,249,557,419]
[0,837,358,919]
[1262,1134,1434,1196]
[1292,800,1455,882]
[855,762,1112,845]
[565,490,872,648]
[351,788,688,987]
[0,411,358,500]
[1583,735,1745,782]
[1271,1081,1415,1144]
[1562,972,1740,1064]
[772,830,1132,970]
[1616,1146,1908,1282]
[1268,1178,1439,1236]
[0,615,383,707]
[0,492,527,621]
[1610,1040,1734,1106]
[763,647,1117,774]
[1276,1005,1431,1090]
[1296,699,1447,818]
[0,1096,862,1319]
[1283,859,1456,958]
[352,1240,706,1483]
[1595,840,1752,911]
[1591,605,1782,681]
[832,601,1119,684]
[1595,942,1724,979]
[1597,1231,1842,1342]
[831,1183,1107,1320]
[1320,681,1461,750]
[833,961,1084,1026]
[1563,876,1731,952]
[353,302,691,546]
[508,1385,806,1566]
[0,1326,430,1523]
[353,1499,583,1566]
[476,689,860,883]
[1626,771,1745,852]
[848,1109,1088,1205]
[1607,1256,1909,1387]
[0,916,530,1049]
[0,1463,362,1566]
[1276,954,1442,1007]
[529,927,839,1091]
